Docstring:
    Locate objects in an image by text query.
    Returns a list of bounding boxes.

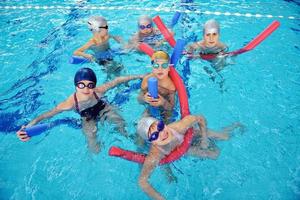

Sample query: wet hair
[87,16,107,33]
[151,50,170,62]
[203,19,220,35]
[74,67,97,85]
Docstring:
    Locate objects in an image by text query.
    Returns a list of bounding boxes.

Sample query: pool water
[0,0,299,199]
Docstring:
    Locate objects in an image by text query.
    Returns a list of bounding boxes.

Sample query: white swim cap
[138,15,153,25]
[137,117,158,140]
[87,16,107,33]
[203,19,220,35]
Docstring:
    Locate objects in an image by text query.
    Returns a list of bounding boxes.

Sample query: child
[125,15,167,51]
[74,16,123,78]
[137,116,243,200]
[17,68,144,154]
[188,19,229,71]
[138,50,176,123]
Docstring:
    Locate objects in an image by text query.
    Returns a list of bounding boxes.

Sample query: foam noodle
[153,16,176,47]
[170,12,181,28]
[138,43,154,57]
[25,124,50,137]
[170,39,186,66]
[148,77,158,99]
[69,56,90,64]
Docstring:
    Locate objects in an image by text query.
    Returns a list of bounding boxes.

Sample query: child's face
[75,80,95,97]
[139,22,153,35]
[148,122,171,146]
[94,25,108,37]
[203,32,220,47]
[152,59,170,80]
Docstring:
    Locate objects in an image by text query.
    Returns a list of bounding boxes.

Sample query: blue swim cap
[74,67,97,85]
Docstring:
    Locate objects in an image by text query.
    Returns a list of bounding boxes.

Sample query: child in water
[17,68,144,154]
[139,50,176,123]
[74,16,124,78]
[136,116,243,200]
[187,19,230,71]
[125,15,168,52]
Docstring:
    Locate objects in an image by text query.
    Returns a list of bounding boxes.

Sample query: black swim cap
[74,67,97,85]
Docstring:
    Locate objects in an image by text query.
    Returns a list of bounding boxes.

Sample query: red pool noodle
[153,16,176,48]
[138,43,154,57]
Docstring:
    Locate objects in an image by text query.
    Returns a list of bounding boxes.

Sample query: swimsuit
[74,92,107,121]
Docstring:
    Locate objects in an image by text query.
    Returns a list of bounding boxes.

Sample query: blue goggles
[148,120,165,142]
[139,23,152,30]
[151,62,170,69]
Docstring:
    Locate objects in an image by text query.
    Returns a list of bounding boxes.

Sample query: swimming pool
[0,0,299,199]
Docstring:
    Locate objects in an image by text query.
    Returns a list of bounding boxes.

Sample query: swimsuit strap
[73,93,80,113]
[93,91,100,101]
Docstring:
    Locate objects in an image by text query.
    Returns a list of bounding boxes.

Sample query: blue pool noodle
[148,77,158,99]
[25,123,50,137]
[69,56,90,64]
[148,77,159,117]
[170,39,186,66]
[170,12,181,28]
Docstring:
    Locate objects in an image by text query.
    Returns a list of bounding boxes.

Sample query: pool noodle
[148,77,159,117]
[170,39,186,66]
[69,56,90,64]
[148,77,158,99]
[170,12,181,28]
[153,16,176,47]
[138,43,154,57]
[25,123,50,137]
[229,20,280,56]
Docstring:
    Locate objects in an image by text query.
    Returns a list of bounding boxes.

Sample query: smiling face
[203,32,220,48]
[148,121,172,146]
[75,80,96,97]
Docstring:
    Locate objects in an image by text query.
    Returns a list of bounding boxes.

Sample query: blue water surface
[0,0,299,199]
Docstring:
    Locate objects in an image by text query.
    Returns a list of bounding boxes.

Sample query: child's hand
[16,126,30,142]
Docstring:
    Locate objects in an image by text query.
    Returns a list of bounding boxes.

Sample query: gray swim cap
[88,16,107,33]
[137,117,158,140]
[138,15,153,26]
[203,19,220,35]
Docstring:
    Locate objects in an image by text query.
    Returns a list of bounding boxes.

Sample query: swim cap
[138,15,153,26]
[137,117,158,140]
[203,19,220,35]
[87,16,107,33]
[151,50,170,62]
[74,67,97,85]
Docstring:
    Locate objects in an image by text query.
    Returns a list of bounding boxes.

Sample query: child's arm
[139,146,165,200]
[171,115,209,147]
[73,39,95,60]
[95,74,145,94]
[16,96,74,141]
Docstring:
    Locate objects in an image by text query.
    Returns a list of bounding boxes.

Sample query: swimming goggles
[152,62,170,69]
[148,120,165,142]
[99,25,108,30]
[76,82,96,89]
[139,23,152,30]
